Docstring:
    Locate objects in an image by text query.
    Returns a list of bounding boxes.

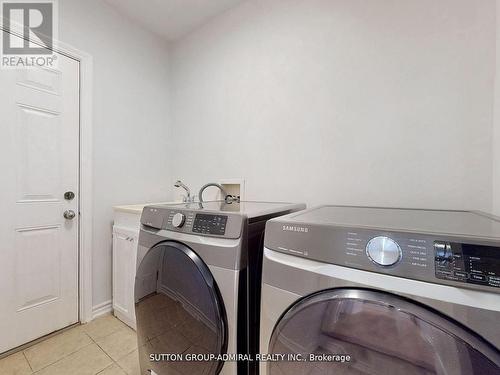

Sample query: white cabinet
[112,226,138,329]
[112,202,177,330]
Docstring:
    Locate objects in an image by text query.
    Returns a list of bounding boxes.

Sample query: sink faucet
[198,182,228,203]
[174,180,192,203]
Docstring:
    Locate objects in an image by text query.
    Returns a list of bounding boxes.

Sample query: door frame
[0,26,94,323]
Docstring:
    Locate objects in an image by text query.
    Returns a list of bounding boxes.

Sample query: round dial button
[366,236,402,267]
[172,213,186,228]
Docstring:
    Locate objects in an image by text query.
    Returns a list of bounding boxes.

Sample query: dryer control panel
[434,242,500,288]
[265,221,500,293]
[265,206,500,293]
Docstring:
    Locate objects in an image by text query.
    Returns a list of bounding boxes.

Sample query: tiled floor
[0,314,140,375]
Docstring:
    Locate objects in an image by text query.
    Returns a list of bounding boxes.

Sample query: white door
[0,32,80,353]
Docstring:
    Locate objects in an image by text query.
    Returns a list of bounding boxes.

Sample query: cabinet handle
[117,235,135,241]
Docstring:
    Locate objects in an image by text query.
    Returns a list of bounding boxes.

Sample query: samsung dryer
[260,206,500,375]
[135,200,305,375]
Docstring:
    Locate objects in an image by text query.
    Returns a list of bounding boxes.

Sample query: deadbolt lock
[64,191,75,200]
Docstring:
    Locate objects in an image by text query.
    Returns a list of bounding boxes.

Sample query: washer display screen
[193,214,228,235]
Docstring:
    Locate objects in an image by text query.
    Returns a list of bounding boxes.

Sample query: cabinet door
[112,227,137,328]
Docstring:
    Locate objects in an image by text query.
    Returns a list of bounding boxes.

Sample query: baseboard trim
[91,300,113,319]
[0,323,79,359]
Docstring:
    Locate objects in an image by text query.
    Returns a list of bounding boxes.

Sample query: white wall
[170,0,496,211]
[59,0,172,307]
[55,0,499,310]
[494,0,500,216]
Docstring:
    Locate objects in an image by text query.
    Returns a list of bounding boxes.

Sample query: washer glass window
[268,289,500,375]
[135,242,227,375]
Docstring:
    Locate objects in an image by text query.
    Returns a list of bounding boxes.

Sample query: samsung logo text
[282,225,309,233]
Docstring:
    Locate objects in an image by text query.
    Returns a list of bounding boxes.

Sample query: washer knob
[172,213,186,228]
[366,236,402,267]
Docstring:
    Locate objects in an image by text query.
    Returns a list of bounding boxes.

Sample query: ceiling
[104,0,245,41]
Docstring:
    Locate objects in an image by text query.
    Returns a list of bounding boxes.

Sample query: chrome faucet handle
[174,180,191,203]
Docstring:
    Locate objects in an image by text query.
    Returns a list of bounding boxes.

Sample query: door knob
[64,191,75,200]
[63,210,76,220]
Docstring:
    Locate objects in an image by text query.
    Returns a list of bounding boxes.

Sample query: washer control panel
[192,214,228,235]
[167,210,195,230]
[141,206,243,239]
[435,241,500,288]
[171,213,186,228]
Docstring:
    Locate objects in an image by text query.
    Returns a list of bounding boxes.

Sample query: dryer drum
[267,288,500,375]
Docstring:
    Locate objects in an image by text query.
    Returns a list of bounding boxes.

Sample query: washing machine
[260,206,500,375]
[135,200,305,375]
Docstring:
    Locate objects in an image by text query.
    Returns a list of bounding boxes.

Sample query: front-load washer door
[135,241,228,375]
[267,288,500,375]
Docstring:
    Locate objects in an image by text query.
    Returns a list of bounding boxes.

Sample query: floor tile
[97,363,127,375]
[169,345,210,375]
[116,349,140,375]
[81,314,127,341]
[0,351,32,375]
[24,326,92,372]
[34,343,112,375]
[95,327,137,362]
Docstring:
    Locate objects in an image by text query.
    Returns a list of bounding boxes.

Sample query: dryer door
[135,241,227,375]
[267,288,500,375]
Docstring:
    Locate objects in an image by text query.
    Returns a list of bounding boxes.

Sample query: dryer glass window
[267,289,500,375]
[135,242,227,375]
